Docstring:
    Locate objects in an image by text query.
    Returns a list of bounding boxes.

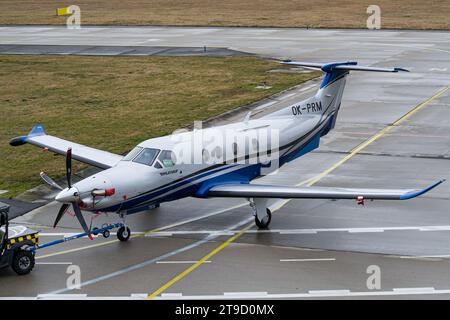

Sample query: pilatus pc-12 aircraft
[10,61,444,240]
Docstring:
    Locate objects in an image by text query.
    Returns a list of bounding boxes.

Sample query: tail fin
[270,61,408,131]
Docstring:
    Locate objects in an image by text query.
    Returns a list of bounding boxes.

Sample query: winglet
[400,179,445,200]
[9,124,46,146]
[28,124,46,137]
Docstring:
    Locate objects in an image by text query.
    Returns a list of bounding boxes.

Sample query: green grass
[0,55,319,197]
[0,0,449,30]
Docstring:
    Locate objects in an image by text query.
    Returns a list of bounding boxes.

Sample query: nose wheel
[117,226,131,242]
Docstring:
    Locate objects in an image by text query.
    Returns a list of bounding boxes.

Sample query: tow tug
[0,202,38,275]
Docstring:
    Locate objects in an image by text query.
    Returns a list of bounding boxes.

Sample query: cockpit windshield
[133,148,160,166]
[122,147,143,161]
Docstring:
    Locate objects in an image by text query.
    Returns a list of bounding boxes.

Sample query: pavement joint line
[146,85,450,300]
[35,202,247,260]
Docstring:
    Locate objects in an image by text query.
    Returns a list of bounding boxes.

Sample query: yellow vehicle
[0,202,38,275]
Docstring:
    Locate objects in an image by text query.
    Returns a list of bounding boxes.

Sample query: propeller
[40,147,93,240]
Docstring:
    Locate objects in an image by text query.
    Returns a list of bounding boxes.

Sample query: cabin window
[158,150,176,168]
[133,148,160,166]
[154,161,163,169]
[122,147,143,161]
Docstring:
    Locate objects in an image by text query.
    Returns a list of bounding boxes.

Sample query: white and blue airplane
[10,61,444,241]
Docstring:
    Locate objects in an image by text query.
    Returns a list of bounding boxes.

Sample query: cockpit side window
[122,147,143,161]
[157,150,176,168]
[133,148,160,166]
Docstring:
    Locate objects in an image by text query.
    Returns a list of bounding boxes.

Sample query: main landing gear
[249,198,272,229]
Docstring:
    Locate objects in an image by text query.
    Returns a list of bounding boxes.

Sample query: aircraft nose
[55,187,80,203]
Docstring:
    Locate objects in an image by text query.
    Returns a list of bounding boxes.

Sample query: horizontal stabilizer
[281,60,409,73]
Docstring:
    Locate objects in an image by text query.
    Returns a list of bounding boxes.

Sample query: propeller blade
[54,203,69,228]
[72,202,93,240]
[40,172,63,191]
[66,147,72,188]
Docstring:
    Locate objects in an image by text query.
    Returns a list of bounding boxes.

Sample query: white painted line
[280,230,318,234]
[156,260,211,264]
[224,292,268,297]
[254,101,276,110]
[282,92,297,99]
[6,287,450,300]
[131,225,450,237]
[130,293,148,299]
[153,288,450,300]
[419,226,450,231]
[280,258,335,262]
[0,190,8,195]
[393,287,435,292]
[161,293,183,297]
[348,228,384,233]
[36,262,72,265]
[399,255,450,259]
[299,84,317,92]
[146,232,173,237]
[37,294,87,300]
[308,290,351,295]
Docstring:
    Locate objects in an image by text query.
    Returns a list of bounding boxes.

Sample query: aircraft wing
[206,180,444,200]
[10,124,123,169]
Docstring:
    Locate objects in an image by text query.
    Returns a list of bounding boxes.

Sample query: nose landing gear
[117,226,131,242]
[117,212,131,242]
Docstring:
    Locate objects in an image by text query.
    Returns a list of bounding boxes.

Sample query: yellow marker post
[56,7,71,16]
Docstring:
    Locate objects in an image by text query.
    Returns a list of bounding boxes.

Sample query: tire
[12,250,35,275]
[255,208,272,229]
[117,226,131,242]
[103,230,110,238]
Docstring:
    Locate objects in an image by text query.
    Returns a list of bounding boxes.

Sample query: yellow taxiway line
[147,85,450,300]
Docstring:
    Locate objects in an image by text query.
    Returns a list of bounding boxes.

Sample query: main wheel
[255,208,272,229]
[117,226,131,242]
[12,250,35,275]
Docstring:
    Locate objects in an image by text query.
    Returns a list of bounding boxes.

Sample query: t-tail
[270,60,409,134]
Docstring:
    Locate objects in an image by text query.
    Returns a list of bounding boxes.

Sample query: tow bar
[30,222,125,252]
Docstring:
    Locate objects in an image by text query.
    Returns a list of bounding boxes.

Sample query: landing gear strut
[249,198,272,229]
